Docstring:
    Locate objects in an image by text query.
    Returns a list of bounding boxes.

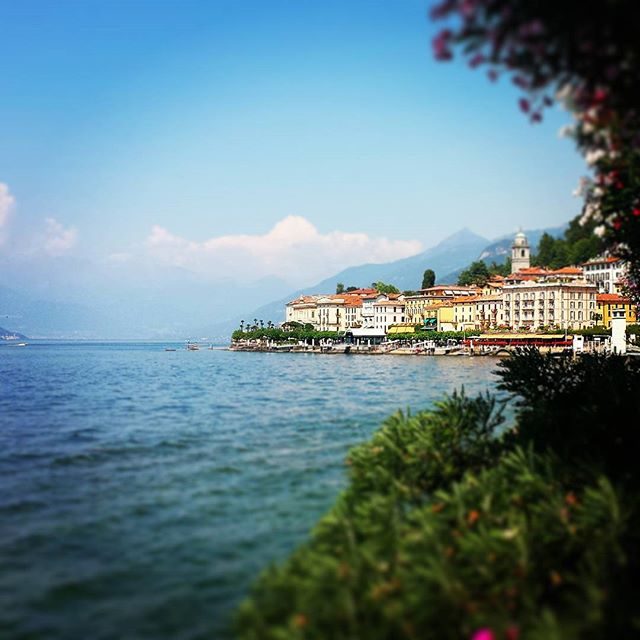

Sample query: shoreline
[228,343,512,357]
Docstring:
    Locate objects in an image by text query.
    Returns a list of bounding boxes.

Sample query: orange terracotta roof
[550,266,583,275]
[597,294,632,304]
[451,295,480,303]
[373,299,405,306]
[346,288,378,296]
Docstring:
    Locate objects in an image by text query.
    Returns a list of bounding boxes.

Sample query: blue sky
[0,0,585,291]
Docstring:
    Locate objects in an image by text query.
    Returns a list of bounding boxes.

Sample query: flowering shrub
[234,359,640,638]
[430,0,640,300]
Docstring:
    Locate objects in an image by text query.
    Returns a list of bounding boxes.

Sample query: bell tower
[511,230,530,272]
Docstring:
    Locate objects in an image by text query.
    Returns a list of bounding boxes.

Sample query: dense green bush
[235,354,640,639]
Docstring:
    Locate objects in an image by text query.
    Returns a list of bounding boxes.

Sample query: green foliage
[488,259,511,277]
[422,268,436,289]
[458,260,490,286]
[336,282,345,294]
[532,221,603,269]
[372,281,400,295]
[236,354,640,639]
[497,351,640,488]
[232,327,342,342]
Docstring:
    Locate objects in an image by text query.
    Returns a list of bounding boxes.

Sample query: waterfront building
[503,279,597,330]
[361,292,387,328]
[452,296,480,331]
[317,294,365,332]
[285,295,320,326]
[404,285,478,324]
[475,294,505,330]
[581,255,628,293]
[596,293,638,328]
[373,297,406,333]
[343,296,364,329]
[511,230,531,272]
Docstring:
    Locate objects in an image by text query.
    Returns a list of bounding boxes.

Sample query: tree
[421,268,436,289]
[457,260,490,286]
[346,286,358,292]
[372,281,400,294]
[431,0,640,301]
[534,232,557,268]
[335,282,345,294]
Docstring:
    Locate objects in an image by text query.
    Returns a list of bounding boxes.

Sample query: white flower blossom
[594,225,606,237]
[572,177,591,197]
[585,149,607,166]
[556,83,574,102]
[558,124,575,138]
[582,121,595,134]
[593,187,604,198]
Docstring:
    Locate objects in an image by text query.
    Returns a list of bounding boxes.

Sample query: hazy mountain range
[209,224,566,339]
[0,225,565,340]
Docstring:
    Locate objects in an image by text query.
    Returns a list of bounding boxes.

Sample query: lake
[0,342,503,639]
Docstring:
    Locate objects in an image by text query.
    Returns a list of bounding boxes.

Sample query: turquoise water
[0,342,502,639]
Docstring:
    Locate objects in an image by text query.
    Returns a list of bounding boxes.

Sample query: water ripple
[0,343,502,639]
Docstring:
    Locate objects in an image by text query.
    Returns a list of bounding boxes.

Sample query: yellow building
[453,296,480,331]
[596,294,638,328]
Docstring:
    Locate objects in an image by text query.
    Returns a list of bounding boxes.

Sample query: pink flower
[469,53,485,68]
[518,98,530,113]
[632,208,640,217]
[471,630,495,640]
[433,29,453,61]
[429,0,456,20]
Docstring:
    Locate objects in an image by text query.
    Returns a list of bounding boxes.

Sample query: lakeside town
[231,231,639,355]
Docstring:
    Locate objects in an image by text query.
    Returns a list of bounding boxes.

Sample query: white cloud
[0,182,16,244]
[145,215,422,285]
[42,217,78,256]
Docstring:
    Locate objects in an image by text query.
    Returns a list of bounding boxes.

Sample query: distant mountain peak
[433,228,490,250]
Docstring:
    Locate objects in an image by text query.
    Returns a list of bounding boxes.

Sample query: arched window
[521,249,525,257]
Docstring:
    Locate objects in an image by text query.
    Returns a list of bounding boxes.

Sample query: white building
[581,255,628,293]
[475,295,505,330]
[316,295,365,332]
[373,298,405,333]
[285,296,319,326]
[503,280,597,330]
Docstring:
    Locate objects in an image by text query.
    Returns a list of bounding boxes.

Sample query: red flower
[593,88,608,104]
[518,98,530,113]
[613,218,622,231]
[633,208,640,217]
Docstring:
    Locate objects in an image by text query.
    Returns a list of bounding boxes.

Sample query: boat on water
[186,342,200,351]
